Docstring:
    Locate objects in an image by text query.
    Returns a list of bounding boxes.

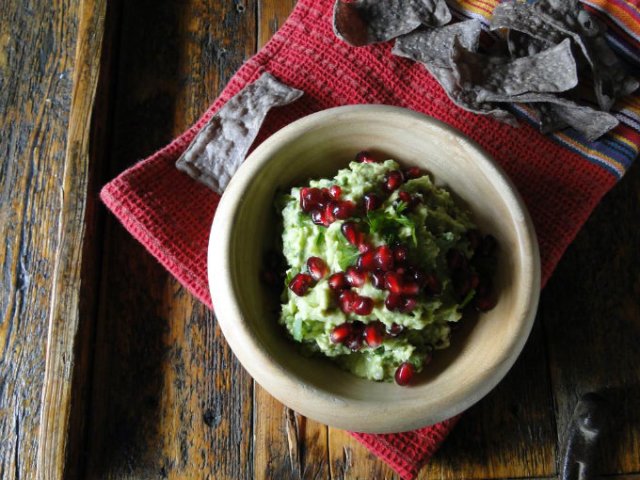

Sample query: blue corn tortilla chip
[393,29,516,125]
[392,20,482,68]
[490,1,638,111]
[333,0,451,46]
[425,61,518,126]
[507,30,553,58]
[451,38,578,99]
[479,91,619,141]
[175,73,303,193]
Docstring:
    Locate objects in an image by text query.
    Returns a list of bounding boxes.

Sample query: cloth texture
[100,0,638,478]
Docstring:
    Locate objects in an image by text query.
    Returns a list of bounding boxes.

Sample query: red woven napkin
[100,0,635,478]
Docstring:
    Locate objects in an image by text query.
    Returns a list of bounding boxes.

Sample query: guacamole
[276,153,497,385]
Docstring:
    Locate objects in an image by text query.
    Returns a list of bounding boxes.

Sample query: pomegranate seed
[479,234,498,257]
[398,191,412,204]
[330,323,353,344]
[400,296,418,312]
[363,192,382,212]
[384,272,403,294]
[329,185,342,199]
[357,250,377,271]
[474,279,496,311]
[351,320,366,334]
[333,200,357,220]
[382,170,404,192]
[307,257,328,280]
[311,209,328,227]
[353,296,374,316]
[345,267,367,288]
[374,245,395,271]
[355,151,377,163]
[364,322,385,348]
[289,273,314,296]
[324,203,337,224]
[339,290,358,313]
[369,271,386,289]
[393,245,408,264]
[423,273,442,296]
[407,268,425,286]
[467,229,482,251]
[447,249,467,270]
[358,241,373,253]
[341,221,361,246]
[397,190,420,212]
[453,270,472,298]
[300,187,326,213]
[346,334,363,351]
[475,293,497,312]
[387,323,404,336]
[385,293,404,311]
[403,166,422,179]
[400,281,420,296]
[395,267,406,276]
[328,272,348,291]
[470,272,480,290]
[395,362,415,386]
[346,321,366,351]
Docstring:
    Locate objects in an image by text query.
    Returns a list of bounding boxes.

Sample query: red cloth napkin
[100,0,634,478]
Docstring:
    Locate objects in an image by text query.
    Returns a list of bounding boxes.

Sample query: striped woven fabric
[449,0,640,178]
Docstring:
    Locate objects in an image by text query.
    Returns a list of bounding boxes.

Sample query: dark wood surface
[1,1,638,478]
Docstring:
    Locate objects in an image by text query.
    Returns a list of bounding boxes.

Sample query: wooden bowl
[208,105,540,433]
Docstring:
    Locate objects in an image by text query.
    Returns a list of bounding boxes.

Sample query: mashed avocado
[277,158,492,384]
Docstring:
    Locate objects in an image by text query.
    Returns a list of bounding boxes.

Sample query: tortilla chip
[481,91,618,141]
[425,61,518,126]
[175,73,303,193]
[392,20,482,68]
[333,0,451,46]
[452,38,578,99]
[507,30,553,58]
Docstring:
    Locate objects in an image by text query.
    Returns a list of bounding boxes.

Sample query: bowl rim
[208,104,541,433]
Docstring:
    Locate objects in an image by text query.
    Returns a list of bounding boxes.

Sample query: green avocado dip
[275,153,497,386]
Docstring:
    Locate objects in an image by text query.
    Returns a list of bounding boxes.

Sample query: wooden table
[1,1,639,478]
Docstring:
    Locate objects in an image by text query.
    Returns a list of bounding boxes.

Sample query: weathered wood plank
[85,1,257,478]
[542,160,640,475]
[258,0,297,48]
[0,1,79,478]
[254,388,330,480]
[36,0,111,477]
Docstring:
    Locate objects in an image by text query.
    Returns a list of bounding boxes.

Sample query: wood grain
[541,159,640,475]
[85,1,257,478]
[36,1,111,478]
[258,0,297,48]
[0,1,79,478]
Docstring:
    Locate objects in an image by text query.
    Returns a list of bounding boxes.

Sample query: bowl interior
[210,106,539,433]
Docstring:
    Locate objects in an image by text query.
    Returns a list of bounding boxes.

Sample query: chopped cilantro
[336,229,360,270]
[459,288,476,309]
[366,209,417,247]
